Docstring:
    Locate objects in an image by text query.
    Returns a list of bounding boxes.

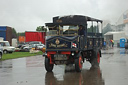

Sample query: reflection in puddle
[45,67,104,85]
[120,48,125,54]
[101,49,114,55]
[102,48,128,55]
[0,60,12,68]
[119,48,128,54]
[0,56,44,69]
[26,56,44,67]
[102,52,114,54]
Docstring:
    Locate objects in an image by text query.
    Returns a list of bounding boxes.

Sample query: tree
[17,32,25,37]
[36,26,47,32]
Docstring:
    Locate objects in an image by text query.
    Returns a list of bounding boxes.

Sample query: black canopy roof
[45,15,102,26]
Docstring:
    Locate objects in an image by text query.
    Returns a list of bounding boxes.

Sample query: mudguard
[75,51,81,59]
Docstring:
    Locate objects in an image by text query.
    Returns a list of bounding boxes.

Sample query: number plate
[54,54,67,60]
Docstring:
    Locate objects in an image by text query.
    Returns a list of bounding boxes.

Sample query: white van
[0,41,15,54]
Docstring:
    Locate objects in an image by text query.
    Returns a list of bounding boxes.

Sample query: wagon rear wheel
[90,50,100,68]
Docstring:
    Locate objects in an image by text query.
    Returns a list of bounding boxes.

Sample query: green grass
[1,51,43,60]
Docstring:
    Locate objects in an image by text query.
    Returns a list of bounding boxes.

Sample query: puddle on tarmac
[45,67,104,85]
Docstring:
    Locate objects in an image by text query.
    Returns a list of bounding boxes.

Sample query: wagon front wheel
[45,57,54,72]
[75,55,83,72]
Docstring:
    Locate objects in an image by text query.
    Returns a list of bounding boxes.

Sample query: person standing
[110,39,114,48]
[103,40,106,49]
[111,39,114,48]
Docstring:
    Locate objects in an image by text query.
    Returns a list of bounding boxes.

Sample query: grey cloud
[0,0,128,32]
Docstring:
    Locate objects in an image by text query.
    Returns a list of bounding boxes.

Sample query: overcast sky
[0,0,128,32]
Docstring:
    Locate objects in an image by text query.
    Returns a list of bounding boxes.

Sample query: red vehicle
[25,31,46,44]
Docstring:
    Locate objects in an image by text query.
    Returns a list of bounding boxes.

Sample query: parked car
[36,44,45,49]
[28,41,45,49]
[29,41,42,45]
[0,44,3,59]
[0,41,15,54]
[16,41,45,52]
[22,45,32,51]
[31,44,45,49]
[17,42,26,48]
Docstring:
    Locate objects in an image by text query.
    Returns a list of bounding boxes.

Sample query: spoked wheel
[75,55,83,72]
[91,50,100,67]
[45,57,54,72]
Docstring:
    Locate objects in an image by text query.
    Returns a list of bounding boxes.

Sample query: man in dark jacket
[78,25,86,36]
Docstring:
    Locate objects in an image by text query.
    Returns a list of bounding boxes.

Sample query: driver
[78,25,86,36]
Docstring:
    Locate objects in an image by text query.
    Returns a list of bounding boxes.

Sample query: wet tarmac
[0,47,128,85]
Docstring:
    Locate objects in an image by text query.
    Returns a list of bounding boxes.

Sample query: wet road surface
[0,47,128,85]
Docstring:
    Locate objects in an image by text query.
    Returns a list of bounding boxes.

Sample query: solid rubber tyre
[45,57,54,72]
[75,55,83,72]
[91,50,100,67]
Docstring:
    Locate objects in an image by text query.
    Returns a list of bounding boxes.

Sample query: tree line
[12,26,47,38]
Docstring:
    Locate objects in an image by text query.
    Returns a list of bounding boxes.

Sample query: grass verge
[1,51,43,60]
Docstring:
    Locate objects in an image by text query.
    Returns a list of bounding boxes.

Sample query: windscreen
[47,25,78,36]
[0,42,10,46]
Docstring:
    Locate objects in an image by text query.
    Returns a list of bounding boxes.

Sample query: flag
[72,43,77,48]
